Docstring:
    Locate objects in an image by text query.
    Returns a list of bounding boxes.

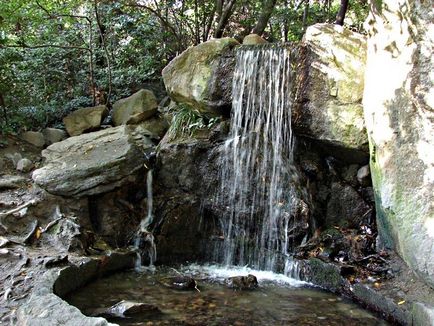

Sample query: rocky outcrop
[112,89,158,126]
[63,105,108,137]
[294,24,368,152]
[32,126,153,197]
[162,37,239,116]
[363,0,434,287]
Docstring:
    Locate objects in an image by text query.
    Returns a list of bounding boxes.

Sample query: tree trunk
[94,0,112,106]
[335,0,349,26]
[252,0,277,36]
[214,0,237,38]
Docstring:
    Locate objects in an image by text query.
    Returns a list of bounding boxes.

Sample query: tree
[335,0,349,26]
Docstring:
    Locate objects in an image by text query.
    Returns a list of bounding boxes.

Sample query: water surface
[66,264,387,325]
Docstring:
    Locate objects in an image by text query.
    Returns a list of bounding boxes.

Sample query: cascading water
[134,169,157,269]
[214,45,304,272]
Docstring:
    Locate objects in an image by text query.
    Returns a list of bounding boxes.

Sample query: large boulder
[294,24,368,152]
[63,105,108,136]
[363,1,434,287]
[112,89,158,126]
[162,37,239,116]
[32,126,153,197]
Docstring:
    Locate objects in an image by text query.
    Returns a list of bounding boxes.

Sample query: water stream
[134,169,157,269]
[214,46,304,271]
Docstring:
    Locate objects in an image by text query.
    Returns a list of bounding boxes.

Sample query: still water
[66,264,387,326]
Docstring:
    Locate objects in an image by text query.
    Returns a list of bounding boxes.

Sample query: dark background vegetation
[0,0,367,134]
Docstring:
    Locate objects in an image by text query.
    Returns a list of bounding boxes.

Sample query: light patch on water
[181,264,307,287]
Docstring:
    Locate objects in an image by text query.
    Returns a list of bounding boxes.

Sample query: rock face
[294,24,368,152]
[21,131,45,148]
[63,105,108,136]
[112,89,158,126]
[162,37,239,115]
[363,0,434,287]
[32,126,153,197]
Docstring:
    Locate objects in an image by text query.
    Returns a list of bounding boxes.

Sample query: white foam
[181,264,307,287]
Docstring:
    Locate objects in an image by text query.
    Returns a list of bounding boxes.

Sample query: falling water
[214,45,301,272]
[134,169,157,269]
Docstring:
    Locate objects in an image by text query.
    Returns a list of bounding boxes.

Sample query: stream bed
[65,264,387,325]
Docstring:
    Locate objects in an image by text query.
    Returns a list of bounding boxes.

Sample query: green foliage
[167,104,220,140]
[0,0,369,135]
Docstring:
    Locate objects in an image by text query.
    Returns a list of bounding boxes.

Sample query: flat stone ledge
[295,258,434,325]
[16,250,136,326]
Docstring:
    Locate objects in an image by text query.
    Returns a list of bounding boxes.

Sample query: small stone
[5,153,23,168]
[225,274,258,290]
[16,158,34,172]
[357,165,371,186]
[42,128,67,145]
[159,276,198,291]
[242,34,268,45]
[21,131,45,148]
[95,300,160,318]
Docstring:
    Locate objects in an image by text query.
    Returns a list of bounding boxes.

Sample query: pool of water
[65,264,387,325]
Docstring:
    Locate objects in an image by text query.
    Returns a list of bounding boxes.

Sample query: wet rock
[225,274,258,290]
[326,182,370,228]
[294,24,368,151]
[42,128,67,145]
[162,37,239,115]
[95,300,160,318]
[0,175,27,189]
[112,89,158,126]
[63,105,108,136]
[21,131,45,148]
[16,158,34,172]
[32,126,152,197]
[242,34,267,45]
[356,165,371,187]
[341,164,359,186]
[159,276,198,290]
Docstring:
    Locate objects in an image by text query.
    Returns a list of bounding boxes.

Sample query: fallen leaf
[398,300,406,305]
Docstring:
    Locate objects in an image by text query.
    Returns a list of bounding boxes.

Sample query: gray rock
[326,182,370,228]
[363,0,434,287]
[242,34,267,45]
[63,105,108,136]
[32,126,153,197]
[16,158,34,172]
[357,164,371,186]
[21,131,45,148]
[43,128,67,145]
[134,115,169,140]
[0,175,27,189]
[95,300,160,318]
[5,152,22,168]
[294,24,368,151]
[162,37,239,115]
[112,89,158,126]
[341,164,359,186]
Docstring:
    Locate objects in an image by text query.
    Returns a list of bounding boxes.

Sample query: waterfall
[134,169,157,269]
[214,45,302,272]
